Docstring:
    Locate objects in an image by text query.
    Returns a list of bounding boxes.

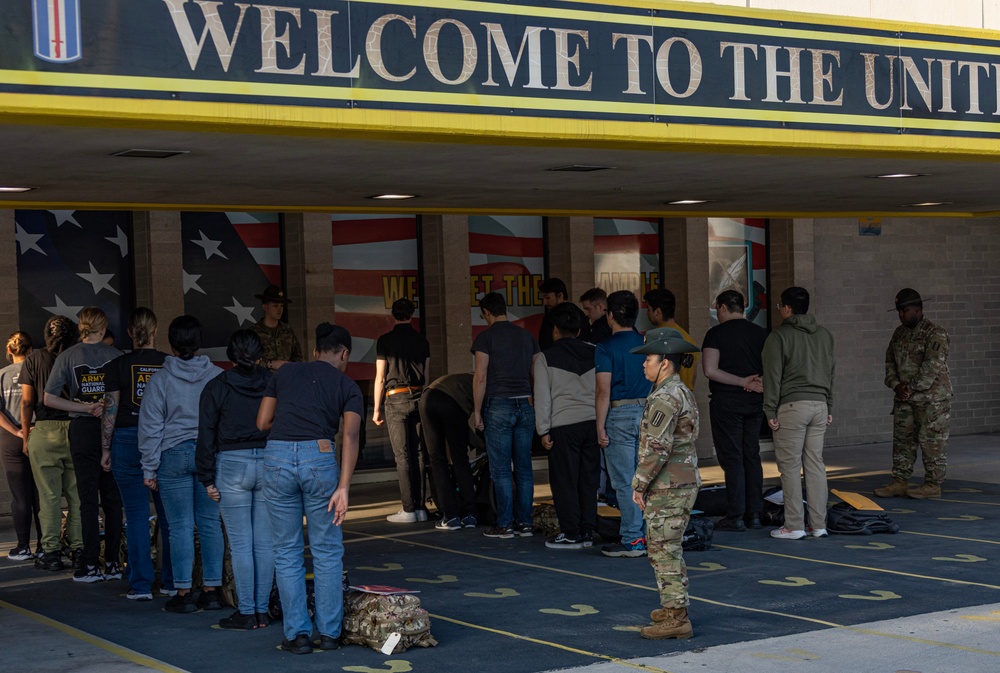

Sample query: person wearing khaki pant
[771,401,830,535]
[28,419,83,557]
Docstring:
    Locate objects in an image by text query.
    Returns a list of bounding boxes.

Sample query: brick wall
[809,219,1000,446]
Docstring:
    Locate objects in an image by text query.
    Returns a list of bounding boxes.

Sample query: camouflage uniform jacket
[631,373,700,494]
[252,320,302,366]
[885,317,951,403]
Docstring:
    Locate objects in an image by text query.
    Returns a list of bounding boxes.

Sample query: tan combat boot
[906,482,942,499]
[641,607,693,640]
[873,479,910,498]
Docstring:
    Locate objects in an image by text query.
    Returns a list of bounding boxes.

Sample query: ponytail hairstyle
[128,307,157,348]
[5,331,32,363]
[43,316,78,356]
[167,315,201,360]
[226,329,263,374]
[77,306,108,341]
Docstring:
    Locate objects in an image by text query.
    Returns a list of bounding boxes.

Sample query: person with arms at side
[251,284,302,372]
[257,323,363,654]
[43,307,123,583]
[644,289,700,391]
[372,298,431,524]
[701,291,768,532]
[534,304,599,549]
[538,278,590,351]
[875,288,952,500]
[197,329,273,629]
[22,317,82,572]
[580,287,612,345]
[762,287,835,540]
[101,308,175,600]
[0,332,42,561]
[595,290,649,558]
[139,316,224,612]
[472,292,540,539]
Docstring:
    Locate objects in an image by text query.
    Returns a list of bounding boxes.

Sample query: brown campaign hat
[629,327,701,355]
[255,284,291,304]
[889,288,922,311]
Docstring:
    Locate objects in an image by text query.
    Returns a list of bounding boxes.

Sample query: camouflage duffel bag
[342,590,438,653]
[532,503,559,537]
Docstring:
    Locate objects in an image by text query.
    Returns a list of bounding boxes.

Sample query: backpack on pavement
[342,589,438,654]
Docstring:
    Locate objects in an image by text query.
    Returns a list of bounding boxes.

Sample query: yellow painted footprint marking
[751,648,820,662]
[932,554,987,563]
[343,662,412,673]
[405,574,458,584]
[539,604,599,617]
[356,563,403,572]
[613,626,643,632]
[888,508,915,514]
[688,562,726,572]
[465,587,520,598]
[938,515,983,521]
[944,488,982,493]
[962,611,1000,622]
[839,590,901,601]
[759,577,815,587]
[845,542,895,550]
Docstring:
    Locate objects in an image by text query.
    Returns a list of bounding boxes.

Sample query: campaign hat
[255,284,291,304]
[629,327,701,355]
[890,288,923,311]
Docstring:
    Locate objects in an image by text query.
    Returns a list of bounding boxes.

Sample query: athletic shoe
[255,612,272,629]
[807,527,829,538]
[316,635,340,650]
[70,549,86,570]
[158,587,179,597]
[435,517,461,531]
[281,634,313,655]
[7,545,33,561]
[35,552,64,571]
[196,590,223,611]
[714,517,747,532]
[770,527,807,540]
[73,565,105,583]
[601,538,647,558]
[126,590,153,602]
[513,523,534,537]
[545,533,588,549]
[745,514,763,530]
[218,610,257,630]
[482,525,515,539]
[34,544,44,559]
[104,562,123,580]
[579,532,594,546]
[461,515,477,529]
[387,509,428,523]
[164,593,198,614]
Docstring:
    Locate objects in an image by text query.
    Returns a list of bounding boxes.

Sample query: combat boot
[906,482,941,499]
[641,607,692,640]
[873,479,910,498]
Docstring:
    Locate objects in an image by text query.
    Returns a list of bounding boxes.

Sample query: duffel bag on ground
[342,590,438,653]
[682,516,714,551]
[826,502,900,535]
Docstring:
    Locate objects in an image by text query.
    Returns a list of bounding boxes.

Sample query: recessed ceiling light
[904,201,953,207]
[870,173,926,179]
[110,149,190,159]
[0,186,34,193]
[367,194,418,200]
[666,199,709,205]
[545,165,614,172]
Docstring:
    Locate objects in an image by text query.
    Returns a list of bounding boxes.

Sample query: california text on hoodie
[761,313,835,421]
[533,337,597,436]
[195,365,272,487]
[138,355,221,480]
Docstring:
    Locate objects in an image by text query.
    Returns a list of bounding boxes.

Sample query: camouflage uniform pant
[644,487,698,609]
[892,399,951,485]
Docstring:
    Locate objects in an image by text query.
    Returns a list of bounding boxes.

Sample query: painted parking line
[902,530,1000,545]
[0,598,189,673]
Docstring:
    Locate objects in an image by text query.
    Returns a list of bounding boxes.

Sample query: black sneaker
[316,635,340,651]
[34,544,44,559]
[164,592,198,614]
[7,545,33,561]
[579,532,594,546]
[714,516,747,532]
[513,523,534,537]
[197,590,223,611]
[126,590,153,601]
[73,565,105,583]
[104,562,123,580]
[545,533,588,549]
[281,634,313,655]
[745,514,763,530]
[461,515,477,529]
[255,612,272,629]
[482,525,515,539]
[70,549,86,571]
[35,551,64,571]
[218,611,257,630]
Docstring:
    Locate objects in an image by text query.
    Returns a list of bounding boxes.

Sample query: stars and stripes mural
[332,215,420,382]
[708,218,769,327]
[469,216,545,341]
[594,218,662,332]
[181,212,282,362]
[15,210,135,348]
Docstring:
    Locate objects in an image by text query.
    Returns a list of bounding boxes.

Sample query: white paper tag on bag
[381,632,401,655]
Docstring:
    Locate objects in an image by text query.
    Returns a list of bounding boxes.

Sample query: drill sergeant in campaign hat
[251,285,302,372]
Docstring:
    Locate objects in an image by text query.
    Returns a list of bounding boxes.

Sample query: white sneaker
[387,510,419,523]
[807,527,829,538]
[770,527,807,540]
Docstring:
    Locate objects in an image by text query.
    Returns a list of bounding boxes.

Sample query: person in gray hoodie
[138,315,223,613]
[533,303,599,549]
[762,287,835,541]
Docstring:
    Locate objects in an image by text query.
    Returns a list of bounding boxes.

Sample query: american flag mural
[469,216,544,341]
[181,212,282,363]
[594,218,662,332]
[708,218,769,328]
[15,209,135,349]
[332,215,420,382]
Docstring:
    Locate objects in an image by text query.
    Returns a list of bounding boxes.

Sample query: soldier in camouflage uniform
[628,328,701,640]
[875,288,952,500]
[251,285,302,372]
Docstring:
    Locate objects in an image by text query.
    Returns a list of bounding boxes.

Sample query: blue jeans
[264,441,344,641]
[218,449,274,615]
[605,404,646,543]
[157,440,224,590]
[111,426,174,593]
[483,397,535,528]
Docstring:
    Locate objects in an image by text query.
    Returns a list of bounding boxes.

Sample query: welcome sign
[3,0,1000,136]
